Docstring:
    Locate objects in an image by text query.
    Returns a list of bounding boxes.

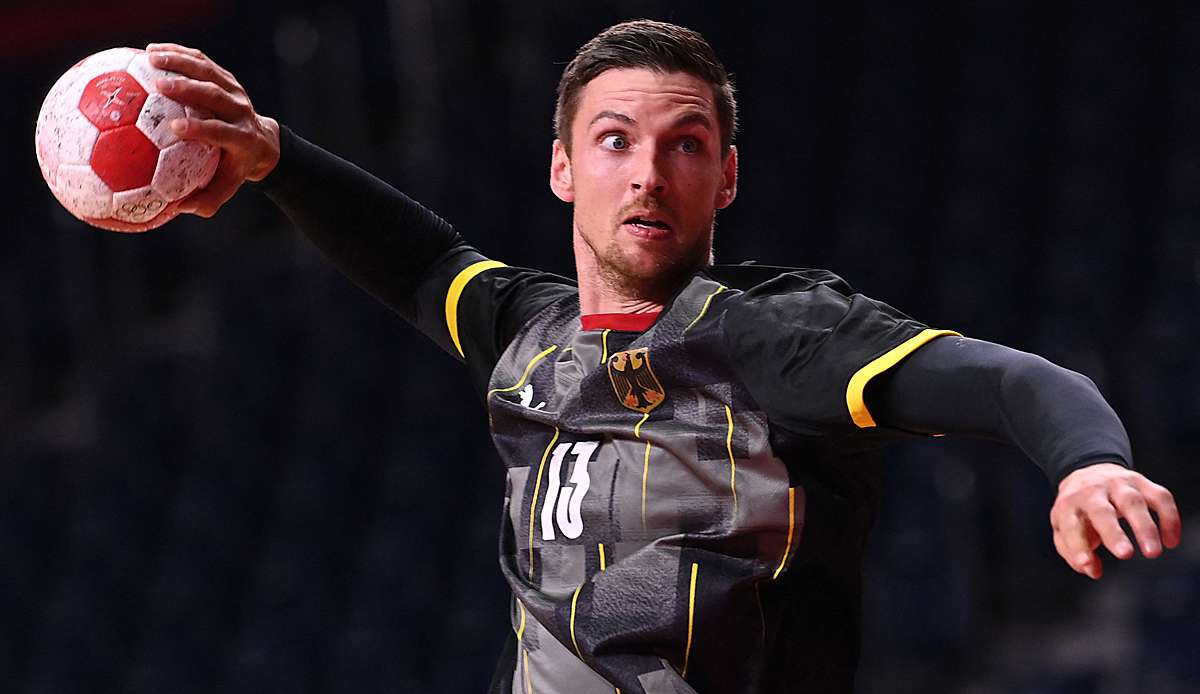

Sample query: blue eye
[601,134,627,150]
[680,137,700,154]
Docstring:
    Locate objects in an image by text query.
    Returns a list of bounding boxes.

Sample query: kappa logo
[606,347,666,413]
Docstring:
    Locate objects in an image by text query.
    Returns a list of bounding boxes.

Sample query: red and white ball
[34,47,219,233]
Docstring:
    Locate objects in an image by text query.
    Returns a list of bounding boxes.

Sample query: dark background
[2,1,1197,692]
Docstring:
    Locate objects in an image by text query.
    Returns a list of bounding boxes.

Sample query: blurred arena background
[2,1,1198,692]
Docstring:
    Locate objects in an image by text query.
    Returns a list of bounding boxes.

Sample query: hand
[1051,463,1181,579]
[145,43,281,218]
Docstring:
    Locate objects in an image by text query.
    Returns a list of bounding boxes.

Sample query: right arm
[254,124,483,340]
[144,44,576,386]
[146,44,480,340]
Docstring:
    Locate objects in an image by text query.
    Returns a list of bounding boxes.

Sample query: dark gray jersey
[433,258,950,694]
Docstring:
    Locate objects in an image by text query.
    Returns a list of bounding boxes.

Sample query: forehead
[576,68,717,123]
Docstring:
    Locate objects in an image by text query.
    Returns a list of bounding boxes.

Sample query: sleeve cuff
[846,328,961,428]
[445,259,507,359]
[1053,455,1134,486]
[247,124,296,196]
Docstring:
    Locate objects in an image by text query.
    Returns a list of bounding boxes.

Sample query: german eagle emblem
[607,347,666,413]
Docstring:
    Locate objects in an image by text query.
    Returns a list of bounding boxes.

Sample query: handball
[34,47,219,233]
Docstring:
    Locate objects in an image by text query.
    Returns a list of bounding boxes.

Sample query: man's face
[551,68,737,300]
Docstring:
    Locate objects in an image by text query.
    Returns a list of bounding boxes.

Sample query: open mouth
[623,216,673,237]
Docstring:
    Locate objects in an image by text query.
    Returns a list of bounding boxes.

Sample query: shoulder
[697,263,936,436]
[453,262,576,319]
[702,263,886,336]
[704,262,856,296]
[451,261,577,387]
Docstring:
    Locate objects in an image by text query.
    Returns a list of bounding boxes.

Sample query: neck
[573,228,671,315]
[584,294,665,316]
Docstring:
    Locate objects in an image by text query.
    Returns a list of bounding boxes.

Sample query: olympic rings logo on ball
[121,198,164,219]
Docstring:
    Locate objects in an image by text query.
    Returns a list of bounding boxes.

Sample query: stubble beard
[586,217,715,303]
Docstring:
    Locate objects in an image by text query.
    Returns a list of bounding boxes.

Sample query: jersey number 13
[540,440,599,541]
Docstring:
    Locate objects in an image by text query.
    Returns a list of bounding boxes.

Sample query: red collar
[580,312,661,332]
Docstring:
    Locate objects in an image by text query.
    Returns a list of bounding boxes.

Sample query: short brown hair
[554,20,738,155]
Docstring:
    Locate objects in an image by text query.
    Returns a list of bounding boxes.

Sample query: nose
[629,147,667,195]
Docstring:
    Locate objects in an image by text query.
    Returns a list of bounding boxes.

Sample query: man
[144,20,1180,693]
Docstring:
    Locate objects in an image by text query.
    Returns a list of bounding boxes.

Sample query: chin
[605,249,705,297]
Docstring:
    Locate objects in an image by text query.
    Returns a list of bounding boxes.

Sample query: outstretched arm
[138,43,575,380]
[868,336,1182,580]
[143,43,474,314]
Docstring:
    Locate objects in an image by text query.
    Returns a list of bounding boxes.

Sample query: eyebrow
[586,110,715,131]
[671,111,714,131]
[589,110,635,128]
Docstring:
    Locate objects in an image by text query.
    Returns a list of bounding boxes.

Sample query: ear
[550,139,574,203]
[715,145,738,210]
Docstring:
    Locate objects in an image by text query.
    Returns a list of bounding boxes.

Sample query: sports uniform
[475,264,953,694]
[259,128,1134,694]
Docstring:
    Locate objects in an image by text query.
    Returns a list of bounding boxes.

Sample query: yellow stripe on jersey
[641,440,651,532]
[681,562,699,677]
[600,329,611,364]
[570,582,585,658]
[487,345,558,400]
[846,328,961,428]
[528,428,561,574]
[445,259,506,358]
[684,284,726,333]
[724,405,738,514]
[598,543,608,571]
[518,601,533,694]
[634,413,650,532]
[772,487,796,580]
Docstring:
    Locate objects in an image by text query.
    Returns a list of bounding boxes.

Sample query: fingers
[157,76,251,122]
[146,42,205,58]
[1052,467,1184,580]
[1052,508,1104,579]
[166,119,254,218]
[1111,483,1162,558]
[138,43,277,219]
[169,117,255,150]
[179,155,240,218]
[1137,478,1182,549]
[1080,524,1104,579]
[1086,496,1137,560]
[147,51,241,93]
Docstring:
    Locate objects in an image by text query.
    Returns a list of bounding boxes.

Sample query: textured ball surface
[34,47,220,233]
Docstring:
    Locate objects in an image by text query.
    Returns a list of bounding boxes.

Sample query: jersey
[409,250,954,694]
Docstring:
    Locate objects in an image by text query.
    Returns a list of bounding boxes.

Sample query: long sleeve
[867,335,1133,484]
[252,126,576,390]
[254,126,476,320]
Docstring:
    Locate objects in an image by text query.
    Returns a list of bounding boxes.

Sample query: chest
[492,310,794,574]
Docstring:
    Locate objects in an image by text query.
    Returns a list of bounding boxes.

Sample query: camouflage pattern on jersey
[489,276,801,694]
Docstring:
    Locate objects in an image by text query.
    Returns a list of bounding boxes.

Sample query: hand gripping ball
[34,47,219,233]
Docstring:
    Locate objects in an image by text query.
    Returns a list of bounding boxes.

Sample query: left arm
[868,336,1182,579]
